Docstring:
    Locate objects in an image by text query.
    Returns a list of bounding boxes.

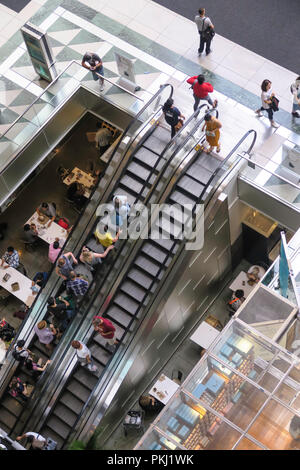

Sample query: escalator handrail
[198,129,257,203]
[0,85,174,431]
[103,83,174,170]
[59,110,222,447]
[64,129,259,446]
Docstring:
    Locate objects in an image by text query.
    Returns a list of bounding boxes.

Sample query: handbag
[270,96,279,112]
[174,119,184,132]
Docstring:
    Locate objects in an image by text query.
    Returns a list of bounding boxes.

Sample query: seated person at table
[67,182,86,209]
[48,238,63,264]
[31,272,48,293]
[47,296,75,332]
[139,394,165,413]
[66,271,89,298]
[247,266,260,286]
[94,225,121,247]
[1,246,20,269]
[228,289,245,314]
[23,224,38,243]
[36,202,56,224]
[55,252,78,280]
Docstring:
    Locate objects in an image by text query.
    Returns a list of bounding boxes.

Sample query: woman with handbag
[162,98,185,138]
[202,113,222,154]
[255,79,279,128]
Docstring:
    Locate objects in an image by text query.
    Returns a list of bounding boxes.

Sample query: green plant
[68,440,86,450]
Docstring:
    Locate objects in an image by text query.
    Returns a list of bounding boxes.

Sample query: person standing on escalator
[162,98,185,138]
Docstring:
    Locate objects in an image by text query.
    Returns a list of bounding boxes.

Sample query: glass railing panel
[0,137,20,172]
[240,157,300,210]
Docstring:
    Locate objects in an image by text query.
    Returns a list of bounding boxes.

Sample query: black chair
[171,369,183,385]
[19,238,38,252]
[16,263,27,277]
[123,410,145,437]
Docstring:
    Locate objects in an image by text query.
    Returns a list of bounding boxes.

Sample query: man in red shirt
[92,316,118,351]
[187,74,217,112]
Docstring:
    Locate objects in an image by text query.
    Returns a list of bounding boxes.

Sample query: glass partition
[0,60,144,181]
[135,319,300,450]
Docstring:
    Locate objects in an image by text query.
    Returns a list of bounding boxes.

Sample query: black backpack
[12,347,26,362]
[164,108,179,126]
[0,324,15,342]
[203,25,215,40]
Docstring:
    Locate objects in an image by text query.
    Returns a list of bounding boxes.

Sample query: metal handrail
[65,128,259,447]
[198,129,257,202]
[60,108,219,447]
[0,60,143,143]
[3,83,175,437]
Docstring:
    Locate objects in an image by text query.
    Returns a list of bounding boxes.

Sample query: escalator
[34,128,255,448]
[0,87,209,444]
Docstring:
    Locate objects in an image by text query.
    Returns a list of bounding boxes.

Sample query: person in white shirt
[255,79,279,128]
[71,340,97,371]
[194,8,214,55]
[291,76,300,118]
[95,122,113,155]
[16,432,46,449]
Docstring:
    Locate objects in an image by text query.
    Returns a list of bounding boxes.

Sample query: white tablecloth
[149,374,179,405]
[25,212,68,245]
[229,271,255,298]
[0,265,39,307]
[63,167,95,198]
[190,321,220,348]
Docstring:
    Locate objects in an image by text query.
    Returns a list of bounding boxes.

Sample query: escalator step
[67,379,90,403]
[143,126,171,154]
[42,427,64,450]
[0,420,10,434]
[134,255,162,277]
[177,175,205,198]
[197,153,221,172]
[133,147,159,169]
[119,175,145,196]
[74,367,98,390]
[53,403,77,428]
[142,242,168,263]
[186,162,213,185]
[120,280,147,302]
[114,293,139,315]
[106,305,134,327]
[156,217,183,239]
[89,343,111,365]
[60,391,84,415]
[127,268,154,290]
[2,395,23,417]
[127,161,151,181]
[0,407,17,430]
[47,415,71,439]
[169,189,196,207]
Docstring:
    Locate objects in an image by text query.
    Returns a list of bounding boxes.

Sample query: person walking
[94,224,121,247]
[82,52,104,91]
[92,316,118,351]
[71,340,97,372]
[47,296,75,332]
[187,74,217,112]
[255,79,279,128]
[162,98,185,138]
[195,7,215,56]
[202,114,222,153]
[291,76,300,118]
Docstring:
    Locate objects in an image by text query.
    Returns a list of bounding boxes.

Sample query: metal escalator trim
[14,103,215,446]
[1,84,174,435]
[63,130,260,446]
[198,129,257,203]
